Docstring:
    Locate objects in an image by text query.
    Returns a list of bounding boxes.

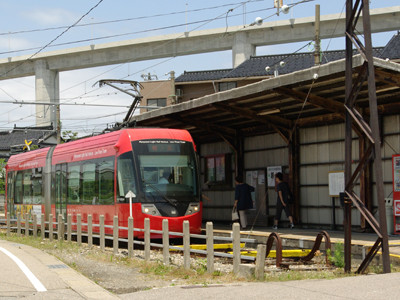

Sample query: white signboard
[328,171,345,197]
[267,166,282,187]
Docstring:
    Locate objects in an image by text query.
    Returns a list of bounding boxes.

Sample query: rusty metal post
[361,0,390,274]
[344,198,352,272]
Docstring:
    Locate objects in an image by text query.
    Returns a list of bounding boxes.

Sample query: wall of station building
[200,114,400,228]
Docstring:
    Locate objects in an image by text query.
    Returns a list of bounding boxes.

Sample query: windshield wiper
[143,181,177,207]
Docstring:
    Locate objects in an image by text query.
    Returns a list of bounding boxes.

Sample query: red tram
[5,128,202,238]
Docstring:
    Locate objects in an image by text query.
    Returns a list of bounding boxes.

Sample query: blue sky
[0,0,399,135]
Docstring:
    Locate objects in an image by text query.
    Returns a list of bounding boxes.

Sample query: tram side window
[7,172,14,202]
[14,172,23,204]
[117,152,137,201]
[68,165,80,204]
[82,163,96,204]
[23,171,33,204]
[32,174,42,204]
[98,158,114,205]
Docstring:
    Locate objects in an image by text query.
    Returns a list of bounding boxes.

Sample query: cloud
[22,8,78,26]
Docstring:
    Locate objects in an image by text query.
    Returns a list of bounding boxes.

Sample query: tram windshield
[132,139,199,203]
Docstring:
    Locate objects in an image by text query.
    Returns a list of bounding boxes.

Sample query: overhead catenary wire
[0,0,324,135]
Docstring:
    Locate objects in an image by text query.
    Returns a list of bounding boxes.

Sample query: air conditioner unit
[176,89,183,97]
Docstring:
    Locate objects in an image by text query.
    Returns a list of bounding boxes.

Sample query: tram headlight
[185,203,200,216]
[141,204,161,216]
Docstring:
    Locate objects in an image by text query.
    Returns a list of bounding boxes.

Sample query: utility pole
[314,4,321,66]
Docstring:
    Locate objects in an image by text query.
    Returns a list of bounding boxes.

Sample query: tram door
[55,164,67,220]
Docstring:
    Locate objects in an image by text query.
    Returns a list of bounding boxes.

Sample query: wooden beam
[274,87,345,114]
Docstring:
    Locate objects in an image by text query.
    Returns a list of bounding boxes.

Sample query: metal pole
[361,0,390,273]
[314,4,321,65]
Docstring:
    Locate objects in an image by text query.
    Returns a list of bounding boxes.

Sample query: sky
[0,0,399,137]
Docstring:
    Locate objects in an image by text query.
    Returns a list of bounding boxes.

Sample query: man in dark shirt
[233,176,254,230]
[273,172,294,229]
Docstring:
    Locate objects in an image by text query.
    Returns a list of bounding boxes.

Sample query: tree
[62,130,78,142]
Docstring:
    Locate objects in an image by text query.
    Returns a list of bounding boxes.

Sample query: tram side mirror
[118,197,126,203]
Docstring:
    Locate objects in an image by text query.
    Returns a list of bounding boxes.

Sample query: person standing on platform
[233,176,254,230]
[273,172,294,229]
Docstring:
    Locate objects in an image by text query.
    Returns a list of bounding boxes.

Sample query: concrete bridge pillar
[34,59,59,127]
[232,32,255,67]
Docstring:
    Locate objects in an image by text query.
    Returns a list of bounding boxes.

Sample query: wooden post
[67,214,72,242]
[33,214,37,237]
[24,213,29,237]
[144,218,150,261]
[232,222,241,274]
[113,215,119,255]
[162,219,170,265]
[17,212,21,237]
[6,212,10,236]
[100,215,105,251]
[183,221,190,270]
[49,214,53,241]
[255,244,267,280]
[41,214,45,240]
[77,214,82,245]
[206,222,214,273]
[88,214,93,247]
[128,217,133,258]
[58,214,64,241]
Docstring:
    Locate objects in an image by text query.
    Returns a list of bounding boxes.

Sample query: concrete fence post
[41,214,45,240]
[33,214,37,237]
[183,220,190,270]
[24,213,29,237]
[49,214,53,241]
[206,222,214,274]
[100,215,105,251]
[67,214,72,242]
[88,214,93,247]
[113,215,119,255]
[6,212,10,236]
[128,217,133,258]
[144,218,150,261]
[162,219,170,265]
[255,244,267,280]
[17,212,21,237]
[77,214,82,245]
[58,214,64,241]
[232,222,241,274]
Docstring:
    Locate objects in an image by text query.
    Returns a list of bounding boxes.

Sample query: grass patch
[0,231,384,286]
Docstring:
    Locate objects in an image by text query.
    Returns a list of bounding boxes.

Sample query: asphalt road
[127,272,400,300]
[0,239,117,299]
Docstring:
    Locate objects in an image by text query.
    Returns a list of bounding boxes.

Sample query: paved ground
[127,272,400,299]
[0,239,117,299]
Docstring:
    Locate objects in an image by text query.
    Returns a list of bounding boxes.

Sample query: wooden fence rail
[3,211,295,278]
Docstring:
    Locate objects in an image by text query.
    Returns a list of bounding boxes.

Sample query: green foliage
[327,243,345,268]
[0,158,6,194]
[62,130,78,142]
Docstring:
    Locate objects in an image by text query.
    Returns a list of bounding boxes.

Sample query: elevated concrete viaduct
[0,6,398,127]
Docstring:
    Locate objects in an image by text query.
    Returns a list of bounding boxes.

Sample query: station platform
[209,223,400,263]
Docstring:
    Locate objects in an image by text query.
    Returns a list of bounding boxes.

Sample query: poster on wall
[328,171,345,197]
[267,166,282,187]
[394,156,400,192]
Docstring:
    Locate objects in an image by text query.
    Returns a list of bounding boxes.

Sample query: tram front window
[133,140,198,202]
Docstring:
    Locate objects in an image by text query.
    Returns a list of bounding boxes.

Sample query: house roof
[0,125,56,152]
[175,69,233,83]
[175,33,400,82]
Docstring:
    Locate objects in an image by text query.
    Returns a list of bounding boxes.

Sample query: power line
[0,1,263,37]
